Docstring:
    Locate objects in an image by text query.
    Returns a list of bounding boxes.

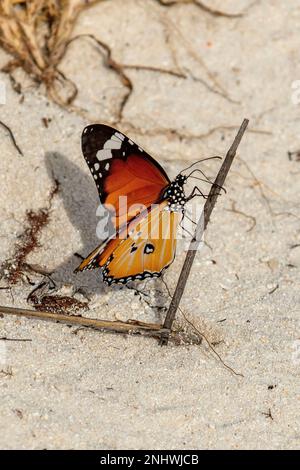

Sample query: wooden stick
[0,305,166,338]
[160,119,249,345]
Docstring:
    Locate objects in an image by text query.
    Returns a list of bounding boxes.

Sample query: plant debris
[155,0,244,18]
[13,409,23,419]
[261,408,274,420]
[0,119,23,155]
[1,179,59,284]
[65,33,197,123]
[0,366,13,378]
[225,200,256,232]
[0,336,31,342]
[0,0,104,107]
[288,150,300,161]
[26,279,89,315]
[28,292,88,315]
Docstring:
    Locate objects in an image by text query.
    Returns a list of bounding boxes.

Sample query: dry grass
[0,0,103,106]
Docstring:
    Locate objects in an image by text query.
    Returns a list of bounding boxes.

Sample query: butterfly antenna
[180,156,221,174]
[186,169,226,193]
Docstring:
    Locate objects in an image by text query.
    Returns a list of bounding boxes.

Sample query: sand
[0,0,299,449]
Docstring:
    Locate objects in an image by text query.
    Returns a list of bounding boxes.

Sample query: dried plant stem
[0,305,167,338]
[0,1,104,106]
[160,119,249,345]
[156,0,243,17]
[0,119,23,155]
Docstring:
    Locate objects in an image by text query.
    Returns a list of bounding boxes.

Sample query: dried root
[0,0,103,106]
[0,179,59,284]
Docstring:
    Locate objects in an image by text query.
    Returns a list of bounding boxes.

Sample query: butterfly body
[161,174,187,212]
[75,124,192,285]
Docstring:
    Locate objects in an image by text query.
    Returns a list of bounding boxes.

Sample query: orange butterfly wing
[75,202,180,283]
[102,202,179,284]
[103,155,170,229]
[81,124,170,230]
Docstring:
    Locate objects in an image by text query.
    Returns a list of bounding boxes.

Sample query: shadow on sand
[45,151,106,295]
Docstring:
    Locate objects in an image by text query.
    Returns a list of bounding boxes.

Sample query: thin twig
[225,200,256,232]
[0,305,167,339]
[155,0,243,18]
[0,336,32,342]
[0,119,23,156]
[178,306,243,377]
[161,278,243,376]
[160,119,249,345]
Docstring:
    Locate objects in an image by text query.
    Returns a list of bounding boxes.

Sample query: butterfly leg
[187,186,222,202]
[125,282,167,312]
[182,208,197,226]
[74,252,84,261]
[125,282,150,299]
[186,186,208,201]
[179,211,195,238]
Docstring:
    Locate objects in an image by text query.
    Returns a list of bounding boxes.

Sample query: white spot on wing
[114,132,124,141]
[96,149,112,161]
[94,163,100,171]
[104,139,121,150]
[105,163,110,170]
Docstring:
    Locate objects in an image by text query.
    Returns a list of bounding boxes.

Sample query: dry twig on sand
[0,305,169,340]
[155,0,244,18]
[0,119,23,155]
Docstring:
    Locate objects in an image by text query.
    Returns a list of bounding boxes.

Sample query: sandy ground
[0,0,300,450]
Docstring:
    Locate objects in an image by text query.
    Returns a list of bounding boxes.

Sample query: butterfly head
[175,173,187,186]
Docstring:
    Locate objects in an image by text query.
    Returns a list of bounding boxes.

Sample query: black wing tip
[82,124,97,138]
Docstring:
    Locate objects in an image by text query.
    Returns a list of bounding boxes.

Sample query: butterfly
[75,124,212,285]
